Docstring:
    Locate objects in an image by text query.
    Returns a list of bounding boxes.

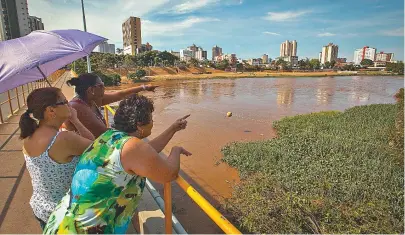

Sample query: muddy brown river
[109,76,403,233]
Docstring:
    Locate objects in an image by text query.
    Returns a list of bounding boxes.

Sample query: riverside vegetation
[221,88,404,234]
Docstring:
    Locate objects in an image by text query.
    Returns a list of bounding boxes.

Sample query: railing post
[104,108,109,128]
[0,105,3,123]
[7,90,13,115]
[22,85,26,105]
[164,182,173,234]
[15,88,21,109]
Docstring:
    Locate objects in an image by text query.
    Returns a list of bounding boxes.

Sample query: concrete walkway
[0,72,136,233]
[0,72,71,233]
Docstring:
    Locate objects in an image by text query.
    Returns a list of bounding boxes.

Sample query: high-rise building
[180,49,193,62]
[353,46,376,65]
[187,44,198,57]
[195,47,207,61]
[280,40,297,57]
[212,45,222,60]
[122,16,141,55]
[137,42,153,54]
[262,54,269,64]
[0,0,31,41]
[375,52,394,62]
[28,16,44,32]
[96,41,115,54]
[320,43,339,64]
[318,52,322,62]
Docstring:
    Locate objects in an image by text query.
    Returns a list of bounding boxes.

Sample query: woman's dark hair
[112,94,154,133]
[19,87,61,139]
[66,73,99,99]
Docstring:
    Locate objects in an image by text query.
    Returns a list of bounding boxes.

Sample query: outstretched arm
[101,84,158,105]
[148,115,189,153]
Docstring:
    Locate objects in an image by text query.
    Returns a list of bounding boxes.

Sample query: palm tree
[116,48,124,54]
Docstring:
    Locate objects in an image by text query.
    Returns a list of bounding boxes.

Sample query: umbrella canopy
[0,29,107,93]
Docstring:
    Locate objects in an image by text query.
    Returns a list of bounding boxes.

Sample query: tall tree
[360,59,374,67]
[309,59,320,70]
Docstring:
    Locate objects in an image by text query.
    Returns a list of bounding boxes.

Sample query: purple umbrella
[0,29,107,93]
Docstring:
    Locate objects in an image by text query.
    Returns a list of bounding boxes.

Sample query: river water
[110,76,403,233]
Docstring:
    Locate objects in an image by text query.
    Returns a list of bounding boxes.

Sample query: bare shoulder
[69,100,88,110]
[57,130,82,141]
[122,137,148,154]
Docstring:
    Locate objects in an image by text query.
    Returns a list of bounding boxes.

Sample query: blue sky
[29,0,404,61]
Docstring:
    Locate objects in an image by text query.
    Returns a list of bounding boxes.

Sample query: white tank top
[24,132,79,222]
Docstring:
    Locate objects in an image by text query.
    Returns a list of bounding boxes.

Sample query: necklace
[73,97,107,125]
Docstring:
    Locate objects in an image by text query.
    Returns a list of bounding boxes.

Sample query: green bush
[128,69,147,83]
[386,62,404,75]
[93,71,121,86]
[222,103,404,233]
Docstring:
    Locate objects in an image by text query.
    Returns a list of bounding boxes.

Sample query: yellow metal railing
[104,105,241,234]
[0,70,66,124]
[0,79,47,124]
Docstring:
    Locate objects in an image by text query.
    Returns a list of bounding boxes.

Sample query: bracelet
[142,84,146,90]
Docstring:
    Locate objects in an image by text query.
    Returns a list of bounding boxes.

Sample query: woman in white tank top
[19,87,94,229]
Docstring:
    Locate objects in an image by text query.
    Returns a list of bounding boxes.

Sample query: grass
[221,90,404,234]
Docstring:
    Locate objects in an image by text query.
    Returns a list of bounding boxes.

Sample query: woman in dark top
[64,73,158,137]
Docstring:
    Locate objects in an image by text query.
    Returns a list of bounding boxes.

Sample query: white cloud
[170,0,219,14]
[317,32,336,37]
[380,27,404,36]
[263,31,281,36]
[28,0,173,45]
[263,10,311,22]
[143,17,220,36]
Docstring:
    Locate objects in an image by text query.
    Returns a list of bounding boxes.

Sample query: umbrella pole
[36,66,52,87]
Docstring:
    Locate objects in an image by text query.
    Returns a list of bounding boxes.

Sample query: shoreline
[144,71,403,81]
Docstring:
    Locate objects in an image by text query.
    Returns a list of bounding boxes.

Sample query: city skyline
[27,0,404,61]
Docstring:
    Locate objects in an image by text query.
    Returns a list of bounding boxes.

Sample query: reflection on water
[316,77,336,105]
[276,78,295,106]
[144,76,403,121]
[348,76,371,105]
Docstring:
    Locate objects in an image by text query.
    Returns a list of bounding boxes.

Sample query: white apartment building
[353,46,376,65]
[195,47,208,61]
[320,43,339,64]
[280,40,297,57]
[375,52,394,62]
[180,49,193,62]
[97,42,115,54]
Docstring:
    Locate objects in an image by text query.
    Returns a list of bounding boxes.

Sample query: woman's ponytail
[19,111,38,139]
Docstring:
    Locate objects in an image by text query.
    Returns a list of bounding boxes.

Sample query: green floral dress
[44,129,145,234]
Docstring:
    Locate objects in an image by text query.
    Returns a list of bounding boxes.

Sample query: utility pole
[81,0,91,73]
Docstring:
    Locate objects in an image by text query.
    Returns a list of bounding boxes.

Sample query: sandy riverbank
[145,71,401,81]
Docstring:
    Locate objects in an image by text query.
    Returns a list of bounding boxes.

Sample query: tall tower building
[122,16,141,55]
[320,43,339,64]
[280,40,297,57]
[0,0,30,41]
[212,45,222,61]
